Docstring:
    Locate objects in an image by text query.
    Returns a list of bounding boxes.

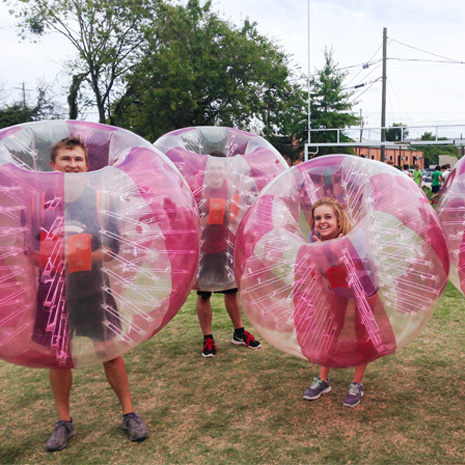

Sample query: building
[438,154,459,169]
[355,146,424,168]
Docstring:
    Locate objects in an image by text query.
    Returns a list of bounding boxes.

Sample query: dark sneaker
[343,382,364,407]
[303,377,332,400]
[123,412,149,442]
[202,336,217,357]
[231,330,261,349]
[46,419,76,452]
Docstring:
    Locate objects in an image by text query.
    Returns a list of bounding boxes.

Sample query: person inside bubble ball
[196,151,261,357]
[31,137,148,451]
[302,197,370,408]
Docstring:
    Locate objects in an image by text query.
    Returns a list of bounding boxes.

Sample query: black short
[197,288,238,300]
[33,282,121,346]
[432,185,440,193]
[197,250,235,291]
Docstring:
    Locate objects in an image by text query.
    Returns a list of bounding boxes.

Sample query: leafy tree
[5,0,152,122]
[0,102,38,128]
[386,123,409,142]
[309,48,360,156]
[0,84,64,129]
[110,0,307,156]
[411,132,459,168]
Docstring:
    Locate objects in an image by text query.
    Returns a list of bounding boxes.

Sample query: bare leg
[103,356,134,415]
[49,368,73,421]
[196,295,213,336]
[353,364,368,384]
[224,293,243,329]
[319,366,330,382]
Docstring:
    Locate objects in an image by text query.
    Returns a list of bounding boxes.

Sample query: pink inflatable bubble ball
[0,120,199,368]
[437,158,465,294]
[154,126,288,292]
[234,155,449,368]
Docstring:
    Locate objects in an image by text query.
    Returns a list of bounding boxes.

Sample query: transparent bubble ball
[234,155,449,368]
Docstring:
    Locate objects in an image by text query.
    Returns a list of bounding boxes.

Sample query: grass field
[0,283,464,465]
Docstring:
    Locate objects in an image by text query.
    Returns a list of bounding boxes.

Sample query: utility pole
[14,82,30,108]
[307,0,312,160]
[380,27,387,163]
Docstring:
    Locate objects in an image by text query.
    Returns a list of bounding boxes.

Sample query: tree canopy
[109,0,307,151]
[411,132,459,168]
[0,84,64,129]
[7,0,368,164]
[385,123,409,142]
[308,48,360,156]
[5,0,153,123]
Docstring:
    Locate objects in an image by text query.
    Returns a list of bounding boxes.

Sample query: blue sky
[1,0,465,138]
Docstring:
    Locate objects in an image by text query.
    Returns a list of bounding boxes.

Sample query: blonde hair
[310,197,352,237]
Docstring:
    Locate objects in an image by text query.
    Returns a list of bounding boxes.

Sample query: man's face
[205,158,226,189]
[50,146,89,173]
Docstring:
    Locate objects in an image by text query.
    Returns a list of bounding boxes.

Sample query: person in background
[441,164,451,184]
[195,151,261,357]
[430,165,443,205]
[402,164,412,178]
[413,164,423,188]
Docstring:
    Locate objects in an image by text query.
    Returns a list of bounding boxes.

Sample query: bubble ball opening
[0,120,200,368]
[154,126,288,292]
[234,155,449,368]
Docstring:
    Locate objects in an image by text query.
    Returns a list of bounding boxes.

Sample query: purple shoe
[343,382,364,407]
[303,377,331,400]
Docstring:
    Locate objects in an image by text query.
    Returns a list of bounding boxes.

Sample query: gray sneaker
[123,412,149,442]
[46,419,76,452]
[343,382,364,407]
[303,377,332,400]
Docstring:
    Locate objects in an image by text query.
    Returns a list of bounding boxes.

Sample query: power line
[344,76,382,92]
[389,57,465,65]
[386,77,415,128]
[348,77,381,105]
[389,38,465,64]
[338,59,381,72]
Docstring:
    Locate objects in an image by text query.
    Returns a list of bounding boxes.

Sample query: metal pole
[307,0,311,147]
[381,27,387,162]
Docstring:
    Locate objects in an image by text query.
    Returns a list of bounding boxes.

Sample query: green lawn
[0,283,464,464]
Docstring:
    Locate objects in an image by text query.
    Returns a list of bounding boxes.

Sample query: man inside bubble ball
[31,137,148,451]
[196,151,261,357]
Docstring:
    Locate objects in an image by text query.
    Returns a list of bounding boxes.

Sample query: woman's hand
[312,232,343,242]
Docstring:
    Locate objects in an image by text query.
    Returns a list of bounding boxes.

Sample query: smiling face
[313,204,340,240]
[50,146,89,173]
[205,157,226,189]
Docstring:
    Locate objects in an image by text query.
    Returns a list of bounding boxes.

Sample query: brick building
[355,146,424,168]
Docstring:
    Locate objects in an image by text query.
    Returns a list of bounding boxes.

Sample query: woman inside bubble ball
[302,197,369,408]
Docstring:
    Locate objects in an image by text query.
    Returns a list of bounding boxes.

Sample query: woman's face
[313,204,340,240]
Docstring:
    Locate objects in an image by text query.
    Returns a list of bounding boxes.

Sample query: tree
[6,0,152,122]
[386,123,409,142]
[411,132,459,168]
[0,84,64,129]
[110,0,307,153]
[0,102,38,128]
[309,48,360,156]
